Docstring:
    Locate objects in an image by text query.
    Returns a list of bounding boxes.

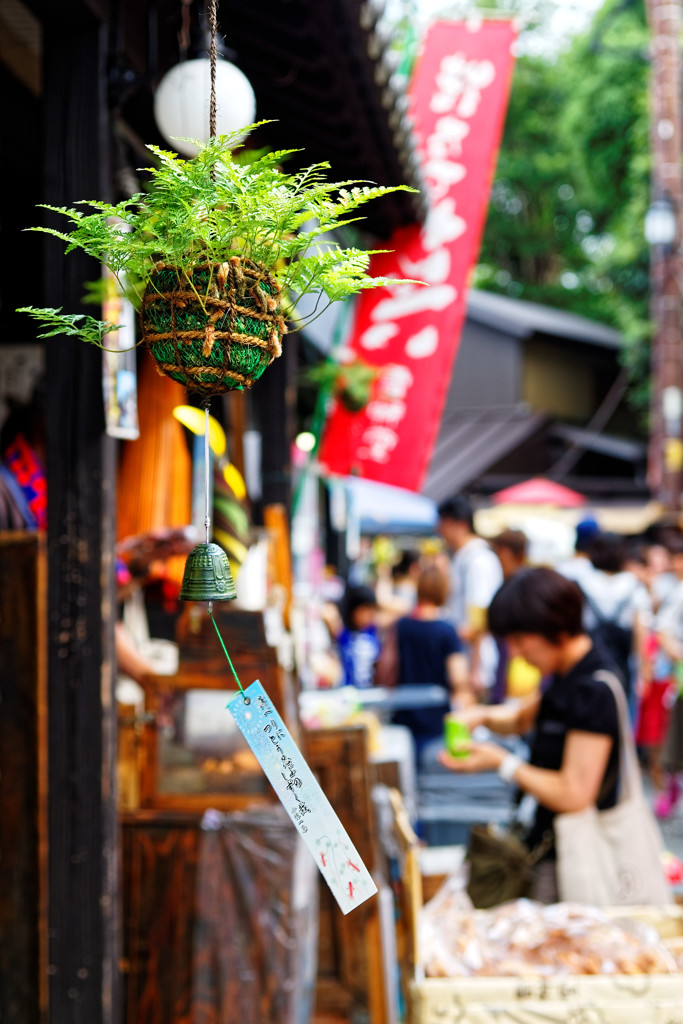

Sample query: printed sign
[101,263,139,440]
[318,20,517,490]
[228,680,377,914]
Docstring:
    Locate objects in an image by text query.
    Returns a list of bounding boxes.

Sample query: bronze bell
[179,542,237,602]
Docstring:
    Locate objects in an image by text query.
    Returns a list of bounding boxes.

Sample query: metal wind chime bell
[179,403,237,602]
[180,539,237,601]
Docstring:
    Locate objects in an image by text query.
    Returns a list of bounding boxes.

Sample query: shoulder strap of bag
[583,584,637,627]
[611,583,639,624]
[593,669,642,804]
[582,587,604,624]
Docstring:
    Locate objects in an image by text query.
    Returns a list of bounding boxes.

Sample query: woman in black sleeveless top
[438,567,620,902]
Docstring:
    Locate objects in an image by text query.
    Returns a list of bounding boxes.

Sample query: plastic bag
[418,886,679,978]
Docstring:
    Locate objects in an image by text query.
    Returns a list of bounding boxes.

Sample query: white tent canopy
[340,476,438,535]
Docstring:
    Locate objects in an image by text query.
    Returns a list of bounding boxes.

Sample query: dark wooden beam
[251,332,298,519]
[0,12,41,96]
[41,6,119,1024]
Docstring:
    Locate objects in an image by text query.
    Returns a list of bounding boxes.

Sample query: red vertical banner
[318,20,516,491]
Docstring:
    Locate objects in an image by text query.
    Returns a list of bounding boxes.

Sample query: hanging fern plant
[301,357,380,413]
[19,124,418,396]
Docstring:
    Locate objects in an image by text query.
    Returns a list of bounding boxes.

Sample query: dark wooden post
[42,5,119,1024]
[645,0,683,510]
[0,534,48,1024]
[252,330,297,516]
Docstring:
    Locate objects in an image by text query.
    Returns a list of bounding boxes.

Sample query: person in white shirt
[437,495,503,699]
[581,533,651,627]
[575,532,651,718]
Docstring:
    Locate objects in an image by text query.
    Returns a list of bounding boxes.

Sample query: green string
[208,604,248,699]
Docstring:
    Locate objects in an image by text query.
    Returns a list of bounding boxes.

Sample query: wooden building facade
[0,2,422,1023]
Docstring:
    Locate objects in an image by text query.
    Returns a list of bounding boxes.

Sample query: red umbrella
[491,477,587,508]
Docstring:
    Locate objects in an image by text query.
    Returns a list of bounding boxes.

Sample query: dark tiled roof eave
[216,0,426,239]
[466,289,623,350]
[422,409,550,504]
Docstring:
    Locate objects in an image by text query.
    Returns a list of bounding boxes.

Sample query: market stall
[118,606,319,1024]
[388,789,683,1024]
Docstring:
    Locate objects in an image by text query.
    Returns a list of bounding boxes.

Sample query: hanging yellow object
[172,404,227,458]
[213,528,248,567]
[223,462,247,501]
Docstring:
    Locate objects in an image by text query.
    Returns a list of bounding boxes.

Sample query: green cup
[444,713,471,758]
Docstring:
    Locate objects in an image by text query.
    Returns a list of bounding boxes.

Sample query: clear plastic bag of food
[418,885,679,978]
[417,869,482,976]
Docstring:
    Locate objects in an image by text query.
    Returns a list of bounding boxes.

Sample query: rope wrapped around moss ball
[141,256,287,397]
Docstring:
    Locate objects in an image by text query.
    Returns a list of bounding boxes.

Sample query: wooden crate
[410,898,683,1023]
[386,789,683,1024]
[410,968,683,1024]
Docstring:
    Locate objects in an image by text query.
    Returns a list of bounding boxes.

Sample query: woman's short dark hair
[487,567,584,642]
[416,566,449,607]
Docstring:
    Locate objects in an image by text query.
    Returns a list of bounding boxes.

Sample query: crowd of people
[321,493,683,899]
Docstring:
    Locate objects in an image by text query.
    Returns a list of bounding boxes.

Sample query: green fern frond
[20,124,421,343]
[17,306,128,349]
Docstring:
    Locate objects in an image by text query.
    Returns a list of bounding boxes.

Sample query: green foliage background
[473,0,652,420]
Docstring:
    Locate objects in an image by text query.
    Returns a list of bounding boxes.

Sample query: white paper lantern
[154,57,256,156]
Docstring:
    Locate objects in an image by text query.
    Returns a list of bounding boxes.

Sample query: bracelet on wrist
[498,752,523,784]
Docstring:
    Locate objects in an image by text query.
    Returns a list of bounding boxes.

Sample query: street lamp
[645,194,677,250]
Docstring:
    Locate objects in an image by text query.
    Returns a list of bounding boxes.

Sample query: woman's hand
[439,730,615,815]
[437,741,506,774]
[448,704,489,730]
[451,692,541,738]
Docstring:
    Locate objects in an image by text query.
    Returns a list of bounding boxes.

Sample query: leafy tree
[474,0,652,418]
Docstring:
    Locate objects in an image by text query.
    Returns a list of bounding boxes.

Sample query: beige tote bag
[554,670,672,907]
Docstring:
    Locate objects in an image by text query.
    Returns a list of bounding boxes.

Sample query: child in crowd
[335,585,382,689]
[632,540,677,792]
